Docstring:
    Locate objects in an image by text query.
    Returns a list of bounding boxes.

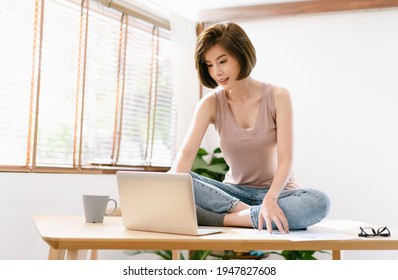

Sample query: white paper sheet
[230,228,359,241]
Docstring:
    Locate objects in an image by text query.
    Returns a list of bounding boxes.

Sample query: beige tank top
[214,83,297,189]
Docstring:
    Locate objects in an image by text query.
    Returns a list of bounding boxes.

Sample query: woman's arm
[258,86,294,233]
[170,94,216,173]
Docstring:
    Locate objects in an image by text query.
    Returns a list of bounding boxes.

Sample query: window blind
[81,5,122,167]
[0,0,176,172]
[0,0,36,167]
[35,0,82,167]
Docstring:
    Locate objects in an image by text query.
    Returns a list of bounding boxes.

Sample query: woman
[170,22,330,234]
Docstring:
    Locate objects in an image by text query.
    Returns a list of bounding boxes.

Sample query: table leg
[90,250,98,260]
[77,250,88,259]
[48,248,66,260]
[66,249,79,260]
[172,250,180,260]
[332,250,341,260]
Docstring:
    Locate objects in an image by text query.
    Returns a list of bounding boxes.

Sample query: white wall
[0,173,116,259]
[1,8,398,260]
[171,14,201,149]
[0,173,169,260]
[238,9,398,259]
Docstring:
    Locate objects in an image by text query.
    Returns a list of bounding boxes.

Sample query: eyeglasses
[358,226,391,238]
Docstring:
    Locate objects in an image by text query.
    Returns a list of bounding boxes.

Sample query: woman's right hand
[257,195,289,234]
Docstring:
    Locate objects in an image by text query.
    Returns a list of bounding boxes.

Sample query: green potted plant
[125,249,214,260]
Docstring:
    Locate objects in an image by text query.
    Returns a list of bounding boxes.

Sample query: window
[0,0,176,173]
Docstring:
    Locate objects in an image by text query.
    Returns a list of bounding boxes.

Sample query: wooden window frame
[0,0,173,174]
[198,0,398,23]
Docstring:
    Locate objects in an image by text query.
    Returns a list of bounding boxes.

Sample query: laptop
[116,171,223,236]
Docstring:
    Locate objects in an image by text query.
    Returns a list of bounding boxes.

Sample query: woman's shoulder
[195,90,221,122]
[199,87,226,107]
[265,83,290,98]
[268,84,292,111]
[199,90,217,106]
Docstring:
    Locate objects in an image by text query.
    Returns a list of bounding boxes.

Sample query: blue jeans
[191,172,330,230]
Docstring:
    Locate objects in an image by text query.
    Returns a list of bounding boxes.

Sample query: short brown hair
[195,22,257,88]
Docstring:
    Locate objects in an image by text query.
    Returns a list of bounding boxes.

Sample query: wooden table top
[33,216,398,251]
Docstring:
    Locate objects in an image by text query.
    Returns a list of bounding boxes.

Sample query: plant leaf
[196,148,209,157]
[209,157,227,165]
[192,156,209,170]
[190,250,212,260]
[204,163,228,174]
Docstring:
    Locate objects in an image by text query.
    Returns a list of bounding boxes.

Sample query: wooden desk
[33,216,398,260]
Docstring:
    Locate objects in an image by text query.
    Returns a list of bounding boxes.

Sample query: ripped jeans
[191,172,331,230]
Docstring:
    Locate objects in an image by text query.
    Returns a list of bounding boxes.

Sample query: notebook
[116,171,223,236]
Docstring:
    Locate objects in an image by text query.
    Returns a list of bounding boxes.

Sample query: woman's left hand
[258,195,289,234]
